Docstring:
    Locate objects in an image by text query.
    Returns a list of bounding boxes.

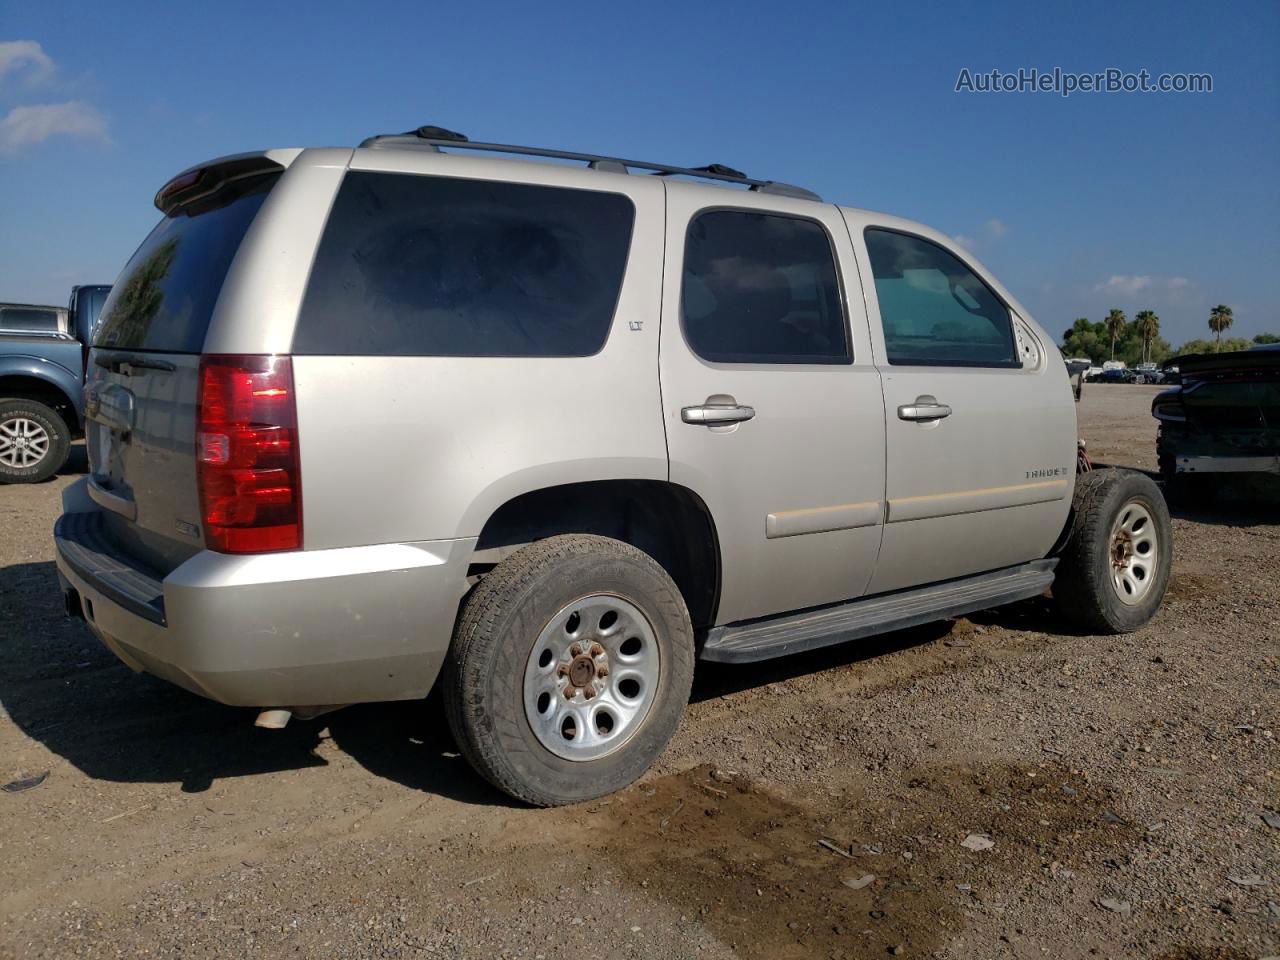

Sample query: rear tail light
[196,355,302,553]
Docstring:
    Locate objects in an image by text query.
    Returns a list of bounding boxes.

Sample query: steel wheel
[0,417,51,469]
[1109,500,1158,605]
[523,593,660,762]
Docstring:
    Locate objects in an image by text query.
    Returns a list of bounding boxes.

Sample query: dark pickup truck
[1153,344,1280,498]
[0,285,110,482]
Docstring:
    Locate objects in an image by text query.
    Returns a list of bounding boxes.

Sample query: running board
[700,559,1057,664]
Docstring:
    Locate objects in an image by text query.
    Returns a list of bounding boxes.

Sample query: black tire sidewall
[0,399,70,484]
[447,537,694,806]
[1062,470,1173,632]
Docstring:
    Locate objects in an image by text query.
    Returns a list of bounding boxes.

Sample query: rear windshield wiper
[94,354,177,374]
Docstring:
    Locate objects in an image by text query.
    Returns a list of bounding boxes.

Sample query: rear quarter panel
[290,155,669,549]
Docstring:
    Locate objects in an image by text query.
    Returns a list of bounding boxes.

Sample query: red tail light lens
[197,355,302,553]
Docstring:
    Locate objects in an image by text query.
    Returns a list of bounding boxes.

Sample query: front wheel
[1054,468,1173,633]
[443,534,695,806]
[0,398,71,484]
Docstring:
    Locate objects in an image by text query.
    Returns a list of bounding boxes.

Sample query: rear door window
[681,210,849,364]
[864,228,1018,367]
[293,172,635,357]
[95,175,278,353]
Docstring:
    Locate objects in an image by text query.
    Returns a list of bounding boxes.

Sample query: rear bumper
[54,503,476,707]
[1175,454,1280,475]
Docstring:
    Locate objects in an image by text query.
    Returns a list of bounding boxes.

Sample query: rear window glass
[95,175,277,353]
[293,172,635,357]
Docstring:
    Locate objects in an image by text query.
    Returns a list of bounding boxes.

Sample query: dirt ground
[1,384,1276,960]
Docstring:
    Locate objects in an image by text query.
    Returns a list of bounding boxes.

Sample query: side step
[700,559,1057,664]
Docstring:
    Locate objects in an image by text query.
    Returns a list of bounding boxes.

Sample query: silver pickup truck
[54,128,1172,805]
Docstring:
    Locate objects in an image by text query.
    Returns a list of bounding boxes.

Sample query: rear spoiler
[153,148,303,215]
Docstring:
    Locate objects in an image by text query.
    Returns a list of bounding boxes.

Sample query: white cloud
[952,219,1009,251]
[1096,274,1153,296]
[0,40,54,86]
[0,101,108,154]
[1093,274,1199,305]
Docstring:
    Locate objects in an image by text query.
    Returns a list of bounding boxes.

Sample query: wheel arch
[0,358,82,432]
[471,478,722,631]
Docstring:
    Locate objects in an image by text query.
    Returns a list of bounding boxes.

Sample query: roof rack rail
[358,126,822,202]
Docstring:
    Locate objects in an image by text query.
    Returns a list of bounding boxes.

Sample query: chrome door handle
[682,401,756,426]
[898,396,952,421]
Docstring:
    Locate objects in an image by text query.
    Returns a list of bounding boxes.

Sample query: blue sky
[1,0,1276,347]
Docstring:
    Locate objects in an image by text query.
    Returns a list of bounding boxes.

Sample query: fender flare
[0,354,83,427]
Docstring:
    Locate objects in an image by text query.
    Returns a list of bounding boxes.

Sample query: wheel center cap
[1112,534,1132,567]
[568,655,596,688]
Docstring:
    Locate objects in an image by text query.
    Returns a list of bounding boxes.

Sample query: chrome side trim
[887,479,1069,523]
[766,500,882,539]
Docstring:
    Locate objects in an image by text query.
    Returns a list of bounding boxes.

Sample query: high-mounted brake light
[196,355,302,553]
[160,169,202,200]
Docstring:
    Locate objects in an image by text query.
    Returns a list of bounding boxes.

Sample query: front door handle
[682,397,756,426]
[898,395,952,422]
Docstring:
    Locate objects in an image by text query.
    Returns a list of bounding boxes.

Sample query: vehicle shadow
[55,441,89,477]
[964,592,1096,637]
[1165,478,1280,527]
[0,558,503,805]
[1092,461,1280,526]
[0,556,1087,805]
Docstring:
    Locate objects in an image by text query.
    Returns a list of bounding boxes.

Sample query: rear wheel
[0,398,70,484]
[1054,468,1173,633]
[443,534,695,806]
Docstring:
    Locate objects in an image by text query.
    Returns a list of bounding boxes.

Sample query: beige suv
[54,125,1172,805]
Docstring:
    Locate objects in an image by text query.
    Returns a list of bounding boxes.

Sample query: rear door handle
[682,399,756,426]
[898,396,952,422]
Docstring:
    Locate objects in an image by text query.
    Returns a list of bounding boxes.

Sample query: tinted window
[864,229,1018,367]
[293,173,635,357]
[0,307,61,334]
[681,210,848,364]
[87,288,109,336]
[95,175,277,353]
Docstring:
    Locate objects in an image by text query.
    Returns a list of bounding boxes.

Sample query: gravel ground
[1,385,1276,960]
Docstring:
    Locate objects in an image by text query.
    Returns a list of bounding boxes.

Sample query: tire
[1054,468,1173,634]
[443,534,695,807]
[0,398,71,484]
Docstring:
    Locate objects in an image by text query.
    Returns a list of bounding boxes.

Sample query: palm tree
[1134,310,1159,364]
[1208,305,1234,345]
[1105,309,1127,360]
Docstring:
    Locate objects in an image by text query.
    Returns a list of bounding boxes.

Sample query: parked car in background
[1090,367,1138,384]
[0,285,111,482]
[1134,362,1162,384]
[54,128,1172,806]
[1154,344,1280,499]
[1065,357,1090,400]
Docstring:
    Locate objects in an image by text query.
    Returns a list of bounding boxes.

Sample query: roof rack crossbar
[358,131,822,201]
